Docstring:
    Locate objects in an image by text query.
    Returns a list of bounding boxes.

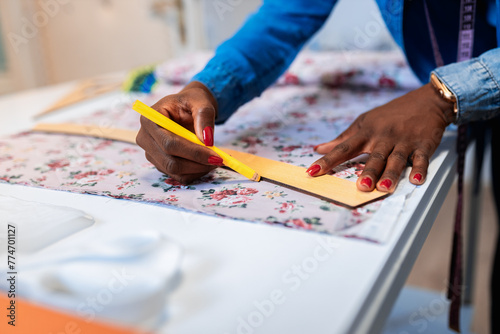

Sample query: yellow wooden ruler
[132,100,260,182]
[222,148,387,208]
[32,122,387,208]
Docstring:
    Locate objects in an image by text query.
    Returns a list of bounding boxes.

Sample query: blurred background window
[0,0,397,95]
[202,0,397,51]
[0,24,6,73]
[0,16,11,96]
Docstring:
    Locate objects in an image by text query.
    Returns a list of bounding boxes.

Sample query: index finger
[306,136,365,177]
[140,115,220,166]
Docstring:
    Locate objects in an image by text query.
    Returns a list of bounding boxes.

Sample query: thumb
[192,101,216,147]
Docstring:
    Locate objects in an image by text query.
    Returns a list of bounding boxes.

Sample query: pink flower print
[289,219,312,230]
[347,162,365,176]
[201,186,257,208]
[94,140,113,151]
[74,171,97,180]
[117,180,135,190]
[211,189,237,201]
[240,136,263,148]
[281,145,302,152]
[304,95,318,105]
[46,150,61,155]
[142,162,155,168]
[378,75,396,88]
[198,175,215,184]
[0,155,13,163]
[164,195,179,202]
[74,169,114,180]
[278,202,295,214]
[283,72,300,85]
[121,147,139,154]
[352,209,362,217]
[332,170,352,178]
[224,195,251,206]
[237,188,258,196]
[289,111,306,119]
[47,159,70,170]
[98,169,115,176]
[265,122,281,130]
[323,70,357,88]
[164,178,184,186]
[11,132,31,138]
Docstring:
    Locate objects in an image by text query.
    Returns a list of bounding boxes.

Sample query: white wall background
[201,0,397,51]
[0,25,6,72]
[0,19,9,95]
[37,0,176,84]
[0,0,398,95]
[0,0,184,94]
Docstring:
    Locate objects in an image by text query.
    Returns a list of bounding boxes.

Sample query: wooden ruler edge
[31,122,387,207]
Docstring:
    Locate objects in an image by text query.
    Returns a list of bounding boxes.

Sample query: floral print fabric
[0,51,421,243]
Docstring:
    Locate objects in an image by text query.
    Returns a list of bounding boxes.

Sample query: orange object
[0,295,141,334]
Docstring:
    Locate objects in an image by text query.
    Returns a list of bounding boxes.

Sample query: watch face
[432,76,455,103]
[430,74,457,118]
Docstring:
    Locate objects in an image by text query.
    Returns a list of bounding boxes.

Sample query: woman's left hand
[307,83,455,192]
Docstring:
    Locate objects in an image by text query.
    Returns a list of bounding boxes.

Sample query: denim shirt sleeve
[432,48,500,125]
[191,0,337,123]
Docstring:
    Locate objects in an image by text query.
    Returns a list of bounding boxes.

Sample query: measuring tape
[457,0,477,62]
[423,0,478,331]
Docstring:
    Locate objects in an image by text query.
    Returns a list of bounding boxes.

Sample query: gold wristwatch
[430,73,458,122]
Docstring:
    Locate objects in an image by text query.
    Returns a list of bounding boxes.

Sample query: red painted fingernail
[306,164,321,176]
[413,173,423,182]
[313,144,321,151]
[360,177,372,188]
[208,156,223,166]
[380,179,393,189]
[203,126,214,146]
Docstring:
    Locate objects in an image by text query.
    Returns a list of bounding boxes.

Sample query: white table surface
[0,83,457,334]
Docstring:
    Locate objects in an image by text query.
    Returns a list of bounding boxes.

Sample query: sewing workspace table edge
[0,82,458,334]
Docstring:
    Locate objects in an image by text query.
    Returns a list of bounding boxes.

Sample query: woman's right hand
[136,81,223,184]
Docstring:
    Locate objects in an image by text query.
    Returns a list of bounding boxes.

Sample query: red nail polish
[380,179,393,189]
[313,144,321,151]
[306,164,321,176]
[208,156,223,166]
[203,126,214,146]
[413,173,423,182]
[360,177,372,188]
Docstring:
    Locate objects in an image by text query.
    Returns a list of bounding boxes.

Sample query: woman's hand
[136,81,222,184]
[307,83,455,192]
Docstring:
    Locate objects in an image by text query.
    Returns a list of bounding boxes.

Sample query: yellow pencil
[132,100,260,182]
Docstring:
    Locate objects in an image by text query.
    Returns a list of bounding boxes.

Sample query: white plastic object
[0,196,94,253]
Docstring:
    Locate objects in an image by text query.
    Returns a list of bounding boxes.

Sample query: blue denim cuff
[191,50,262,124]
[432,48,500,125]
